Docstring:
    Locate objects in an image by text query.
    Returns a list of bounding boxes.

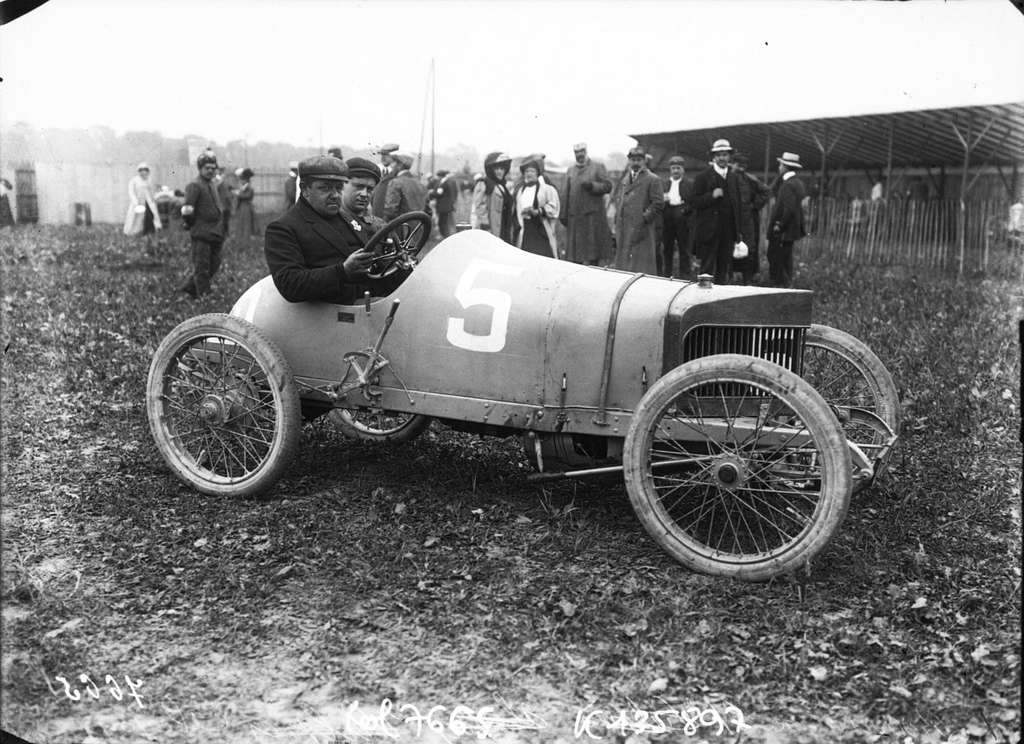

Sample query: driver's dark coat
[264,197,407,304]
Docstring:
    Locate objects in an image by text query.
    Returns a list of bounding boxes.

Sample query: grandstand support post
[885,121,894,203]
[763,125,772,183]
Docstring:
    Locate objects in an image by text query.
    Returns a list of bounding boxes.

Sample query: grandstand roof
[632,102,1024,173]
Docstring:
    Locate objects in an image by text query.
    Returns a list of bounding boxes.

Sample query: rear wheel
[146,313,301,497]
[328,408,431,443]
[623,354,852,581]
[802,324,899,489]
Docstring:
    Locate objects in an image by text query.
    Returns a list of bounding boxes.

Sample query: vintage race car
[147,213,899,581]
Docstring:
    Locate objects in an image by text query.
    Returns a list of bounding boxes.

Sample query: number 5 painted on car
[446,258,523,353]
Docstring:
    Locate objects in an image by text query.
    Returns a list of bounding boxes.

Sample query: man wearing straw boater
[767,151,807,288]
[689,138,743,284]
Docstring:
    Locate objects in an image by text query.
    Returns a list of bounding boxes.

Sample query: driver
[264,155,410,304]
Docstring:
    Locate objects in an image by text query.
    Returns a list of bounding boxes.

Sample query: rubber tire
[623,354,852,581]
[803,324,900,487]
[803,324,900,434]
[328,409,431,443]
[147,313,301,497]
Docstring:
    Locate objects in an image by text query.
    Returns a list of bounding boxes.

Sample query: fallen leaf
[193,537,208,548]
[809,666,828,681]
[557,600,576,617]
[889,684,912,699]
[970,644,990,662]
[394,503,406,515]
[647,677,669,694]
[423,536,439,548]
[44,617,84,639]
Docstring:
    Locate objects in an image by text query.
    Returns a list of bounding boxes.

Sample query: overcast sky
[1,0,1022,161]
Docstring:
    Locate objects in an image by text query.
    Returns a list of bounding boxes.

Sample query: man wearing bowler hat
[264,155,408,304]
[559,142,613,265]
[660,155,693,278]
[612,146,664,274]
[689,138,749,284]
[767,151,807,288]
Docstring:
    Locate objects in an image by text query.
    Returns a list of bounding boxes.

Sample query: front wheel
[802,324,900,489]
[146,313,301,497]
[623,354,852,581]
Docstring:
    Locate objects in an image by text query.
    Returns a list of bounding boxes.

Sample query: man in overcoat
[431,169,459,238]
[370,142,400,218]
[382,152,428,220]
[660,155,693,278]
[689,138,747,285]
[559,143,613,265]
[264,155,408,304]
[767,151,807,288]
[179,152,226,298]
[612,146,664,274]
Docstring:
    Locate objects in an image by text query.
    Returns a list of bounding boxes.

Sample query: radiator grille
[681,325,805,374]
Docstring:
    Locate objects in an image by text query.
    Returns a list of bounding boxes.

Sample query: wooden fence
[796,197,1023,277]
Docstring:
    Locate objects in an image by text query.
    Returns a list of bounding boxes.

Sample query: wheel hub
[198,391,243,425]
[711,456,747,490]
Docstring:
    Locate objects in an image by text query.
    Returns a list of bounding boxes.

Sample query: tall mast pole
[416,61,430,175]
[430,58,436,175]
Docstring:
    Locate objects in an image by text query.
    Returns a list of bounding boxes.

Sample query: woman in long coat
[472,151,515,244]
[234,168,259,237]
[123,163,162,248]
[612,149,663,273]
[513,158,560,257]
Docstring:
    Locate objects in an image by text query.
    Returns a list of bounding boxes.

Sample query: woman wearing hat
[123,162,162,249]
[513,157,560,257]
[473,152,515,244]
[233,167,258,238]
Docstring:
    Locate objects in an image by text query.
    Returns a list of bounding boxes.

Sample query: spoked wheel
[802,324,900,488]
[146,313,301,497]
[623,354,852,581]
[328,408,431,443]
[363,211,432,279]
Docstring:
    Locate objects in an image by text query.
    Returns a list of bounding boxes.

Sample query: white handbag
[733,240,749,260]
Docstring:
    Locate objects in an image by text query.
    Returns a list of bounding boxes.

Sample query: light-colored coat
[472,179,512,238]
[613,168,663,273]
[560,158,613,263]
[514,179,560,257]
[123,174,162,235]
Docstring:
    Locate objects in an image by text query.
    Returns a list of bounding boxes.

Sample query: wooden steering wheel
[363,211,432,279]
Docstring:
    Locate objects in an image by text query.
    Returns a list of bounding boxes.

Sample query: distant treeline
[1,123,590,176]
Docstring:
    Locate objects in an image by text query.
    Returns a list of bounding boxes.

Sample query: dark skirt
[520,217,550,256]
[143,204,156,235]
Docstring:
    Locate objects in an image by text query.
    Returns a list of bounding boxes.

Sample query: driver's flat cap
[345,157,382,183]
[379,143,400,153]
[298,156,349,182]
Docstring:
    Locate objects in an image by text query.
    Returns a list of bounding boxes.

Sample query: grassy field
[1,224,1020,744]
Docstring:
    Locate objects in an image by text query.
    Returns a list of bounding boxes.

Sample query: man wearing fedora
[559,142,613,265]
[660,155,693,278]
[767,151,807,288]
[264,155,408,304]
[612,146,664,274]
[689,138,749,284]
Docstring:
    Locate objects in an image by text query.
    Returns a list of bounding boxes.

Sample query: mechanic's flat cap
[298,156,349,182]
[668,155,686,166]
[392,151,414,169]
[627,146,646,158]
[345,157,382,183]
[379,143,400,153]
